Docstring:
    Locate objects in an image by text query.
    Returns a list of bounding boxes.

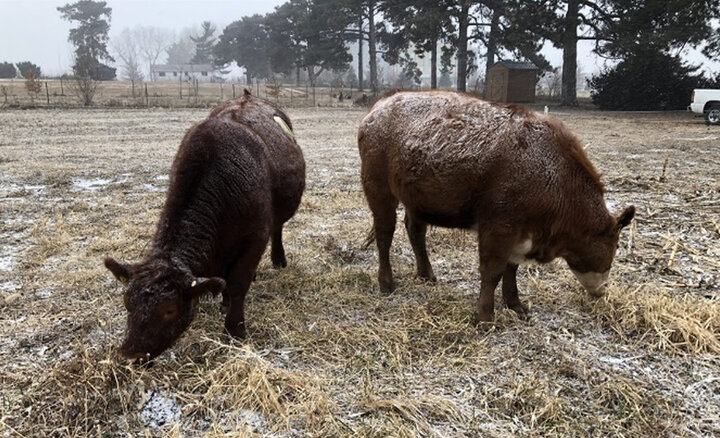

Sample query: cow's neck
[151,204,220,275]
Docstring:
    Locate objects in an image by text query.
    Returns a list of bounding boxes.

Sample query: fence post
[144,83,149,107]
[312,85,316,106]
[45,82,49,105]
[220,82,224,101]
[232,83,236,99]
[60,77,64,96]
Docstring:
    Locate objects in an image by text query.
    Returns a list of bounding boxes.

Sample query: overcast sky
[1,0,717,77]
[0,0,286,75]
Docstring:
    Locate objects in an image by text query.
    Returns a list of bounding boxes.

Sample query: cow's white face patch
[273,116,294,138]
[571,269,609,297]
[508,238,533,265]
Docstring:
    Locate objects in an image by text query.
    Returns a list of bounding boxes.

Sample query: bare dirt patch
[0,106,718,437]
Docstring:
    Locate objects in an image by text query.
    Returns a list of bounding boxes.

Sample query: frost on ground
[0,107,718,437]
[139,390,181,430]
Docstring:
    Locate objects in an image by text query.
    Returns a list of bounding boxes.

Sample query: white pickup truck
[689,89,720,125]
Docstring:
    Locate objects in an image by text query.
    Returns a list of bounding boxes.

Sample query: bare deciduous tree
[112,27,144,87]
[70,55,99,106]
[135,26,173,81]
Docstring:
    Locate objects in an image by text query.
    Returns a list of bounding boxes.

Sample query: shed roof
[491,61,539,71]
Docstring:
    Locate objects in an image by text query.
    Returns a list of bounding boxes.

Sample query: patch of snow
[0,281,21,292]
[139,390,181,430]
[35,289,53,299]
[73,178,112,191]
[141,183,164,192]
[23,184,46,195]
[0,255,13,271]
[235,409,267,432]
[155,175,169,181]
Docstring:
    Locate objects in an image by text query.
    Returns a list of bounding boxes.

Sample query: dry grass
[1,106,719,437]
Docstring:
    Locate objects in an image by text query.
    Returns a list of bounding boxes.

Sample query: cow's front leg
[475,232,515,324]
[224,239,266,339]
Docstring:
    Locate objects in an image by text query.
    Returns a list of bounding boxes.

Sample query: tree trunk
[246,71,251,86]
[308,66,316,88]
[296,65,301,86]
[483,7,499,98]
[367,2,378,94]
[358,17,364,91]
[456,1,470,92]
[430,37,438,89]
[561,0,579,106]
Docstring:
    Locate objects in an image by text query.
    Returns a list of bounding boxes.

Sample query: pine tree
[191,21,217,64]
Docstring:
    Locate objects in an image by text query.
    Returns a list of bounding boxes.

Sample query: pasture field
[0,105,719,437]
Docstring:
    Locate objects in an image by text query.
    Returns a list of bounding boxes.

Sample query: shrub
[0,62,17,78]
[588,50,705,110]
[16,61,41,79]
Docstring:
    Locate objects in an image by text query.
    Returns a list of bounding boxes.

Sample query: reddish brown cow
[358,90,634,323]
[105,90,305,363]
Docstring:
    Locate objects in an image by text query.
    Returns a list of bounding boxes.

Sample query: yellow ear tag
[119,276,128,286]
[273,116,295,139]
[191,280,197,288]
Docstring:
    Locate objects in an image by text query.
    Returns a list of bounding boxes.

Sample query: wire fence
[0,78,372,109]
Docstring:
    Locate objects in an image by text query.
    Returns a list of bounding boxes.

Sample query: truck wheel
[706,105,720,126]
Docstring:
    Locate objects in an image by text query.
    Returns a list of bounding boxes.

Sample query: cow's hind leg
[271,227,287,269]
[224,238,267,339]
[363,181,398,294]
[404,211,436,282]
[502,263,528,319]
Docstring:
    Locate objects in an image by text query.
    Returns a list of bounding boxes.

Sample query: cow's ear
[616,205,635,231]
[186,277,226,300]
[104,257,133,285]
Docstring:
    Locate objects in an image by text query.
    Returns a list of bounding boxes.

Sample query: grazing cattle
[105,90,305,363]
[358,90,634,323]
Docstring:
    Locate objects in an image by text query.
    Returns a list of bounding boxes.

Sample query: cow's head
[104,257,225,364]
[564,205,635,297]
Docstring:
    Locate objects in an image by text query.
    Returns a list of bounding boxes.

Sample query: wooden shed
[486,61,539,103]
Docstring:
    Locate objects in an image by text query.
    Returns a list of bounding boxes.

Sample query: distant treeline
[4,0,720,110]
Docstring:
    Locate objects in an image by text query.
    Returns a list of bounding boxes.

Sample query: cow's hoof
[473,311,494,326]
[418,272,437,283]
[220,302,229,315]
[224,324,247,339]
[379,281,395,295]
[272,259,287,269]
[509,303,529,320]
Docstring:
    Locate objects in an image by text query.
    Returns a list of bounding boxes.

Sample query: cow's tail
[362,227,375,249]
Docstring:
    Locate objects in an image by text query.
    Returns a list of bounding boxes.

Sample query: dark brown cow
[358,90,634,323]
[105,90,305,363]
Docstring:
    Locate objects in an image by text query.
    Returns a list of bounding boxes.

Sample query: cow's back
[358,91,602,228]
[211,97,305,225]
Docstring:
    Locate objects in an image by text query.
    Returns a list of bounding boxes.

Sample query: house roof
[491,61,539,71]
[151,64,213,72]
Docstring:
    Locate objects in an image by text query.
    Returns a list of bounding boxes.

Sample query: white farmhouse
[150,64,215,82]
